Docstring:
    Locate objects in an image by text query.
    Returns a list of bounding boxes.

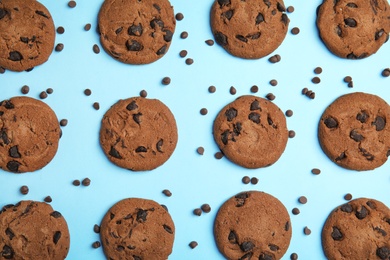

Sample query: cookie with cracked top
[0,96,61,173]
[210,0,289,59]
[213,95,288,169]
[0,200,70,259]
[322,198,390,259]
[316,0,390,59]
[100,198,175,260]
[99,97,178,171]
[318,92,390,171]
[214,191,292,260]
[98,0,176,64]
[0,0,55,71]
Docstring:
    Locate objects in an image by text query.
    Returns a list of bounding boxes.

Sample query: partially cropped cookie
[322,198,390,259]
[210,0,289,59]
[316,0,390,59]
[98,0,176,64]
[213,95,288,168]
[318,92,390,171]
[0,0,55,71]
[100,198,175,259]
[0,201,70,259]
[100,97,178,171]
[0,96,61,173]
[214,191,292,259]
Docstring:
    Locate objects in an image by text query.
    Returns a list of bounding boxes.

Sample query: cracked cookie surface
[213,95,288,169]
[100,198,175,260]
[0,96,61,173]
[322,198,390,260]
[98,0,176,64]
[316,0,390,59]
[214,191,292,260]
[210,0,289,59]
[0,200,70,259]
[0,0,55,72]
[318,92,390,171]
[99,97,178,171]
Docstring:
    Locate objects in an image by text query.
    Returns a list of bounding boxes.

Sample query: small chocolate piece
[304,227,311,235]
[200,108,208,115]
[193,208,202,216]
[20,185,29,195]
[162,77,171,85]
[72,180,81,186]
[162,189,172,197]
[189,241,198,249]
[242,176,250,184]
[82,178,91,186]
[60,119,68,127]
[180,31,188,39]
[93,44,100,54]
[298,196,307,204]
[311,168,321,175]
[84,24,91,31]
[21,85,30,94]
[56,26,65,34]
[250,177,259,184]
[179,50,188,58]
[196,147,204,155]
[185,58,194,65]
[93,102,100,110]
[68,1,76,8]
[250,85,259,93]
[201,204,211,213]
[55,43,64,52]
[291,27,300,35]
[209,86,217,93]
[229,86,237,95]
[39,91,48,99]
[292,208,300,215]
[205,39,215,46]
[84,89,92,96]
[175,13,184,21]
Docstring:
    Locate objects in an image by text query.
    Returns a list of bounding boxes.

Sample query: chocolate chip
[175,13,184,21]
[266,93,275,100]
[128,24,143,36]
[346,3,358,7]
[68,1,76,8]
[375,29,385,40]
[126,40,143,51]
[72,180,81,186]
[366,200,377,209]
[20,185,29,195]
[164,30,173,42]
[21,85,30,94]
[312,77,321,84]
[344,18,357,27]
[126,101,138,111]
[135,146,147,153]
[215,32,228,46]
[84,23,91,31]
[0,9,8,19]
[285,110,293,117]
[268,54,281,63]
[56,26,65,34]
[139,90,147,97]
[185,58,193,65]
[256,13,264,24]
[218,0,231,7]
[84,89,92,96]
[235,192,249,207]
[291,27,300,35]
[44,196,52,203]
[215,151,224,159]
[259,253,273,260]
[250,85,259,93]
[240,241,254,252]
[136,209,148,222]
[277,2,286,11]
[269,244,279,251]
[162,77,171,85]
[9,146,21,158]
[156,139,163,153]
[162,189,172,197]
[356,205,368,219]
[377,247,390,259]
[39,91,48,99]
[53,231,61,244]
[115,27,123,34]
[228,230,238,243]
[201,204,211,213]
[340,203,353,213]
[373,116,386,131]
[205,39,214,46]
[230,86,236,95]
[150,19,164,29]
[163,224,173,234]
[50,211,62,218]
[344,193,352,200]
[304,226,311,235]
[281,14,289,25]
[93,224,100,233]
[324,117,338,128]
[292,208,300,215]
[360,147,374,161]
[331,227,343,240]
[236,34,248,42]
[5,228,14,240]
[225,108,238,121]
[7,161,21,172]
[35,10,49,18]
[179,50,188,58]
[60,119,68,127]
[133,112,142,124]
[208,86,216,93]
[298,196,307,204]
[82,178,91,186]
[263,0,271,7]
[196,147,204,155]
[189,241,198,249]
[93,102,100,110]
[335,152,346,161]
[374,227,387,236]
[356,111,368,123]
[287,6,295,13]
[248,112,260,124]
[270,79,278,86]
[242,176,250,184]
[109,146,122,159]
[382,68,390,77]
[9,51,23,61]
[193,208,202,216]
[288,130,296,138]
[2,245,14,259]
[200,108,208,115]
[250,177,258,184]
[93,44,100,54]
[92,241,101,249]
[290,253,298,260]
[350,129,364,142]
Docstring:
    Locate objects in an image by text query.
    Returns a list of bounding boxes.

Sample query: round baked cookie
[318,92,390,171]
[0,0,55,72]
[100,97,178,171]
[0,96,61,173]
[322,198,390,260]
[316,0,390,59]
[214,191,292,260]
[213,95,288,169]
[0,201,70,259]
[98,0,176,64]
[210,0,289,59]
[100,198,175,260]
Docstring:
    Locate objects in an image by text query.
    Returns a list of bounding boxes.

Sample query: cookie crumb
[92,241,101,249]
[175,13,184,21]
[139,90,147,98]
[60,119,68,127]
[93,102,100,110]
[250,85,259,93]
[84,89,92,96]
[250,177,259,185]
[44,196,52,203]
[179,50,188,58]
[285,109,293,117]
[205,39,214,46]
[298,196,307,204]
[21,85,30,94]
[72,180,81,186]
[208,85,216,93]
[93,224,100,233]
[20,185,29,195]
[162,189,172,197]
[200,108,208,115]
[242,176,250,184]
[292,208,300,215]
[304,226,311,235]
[311,168,321,175]
[84,23,91,31]
[189,241,198,249]
[201,204,211,213]
[344,193,353,201]
[229,86,237,95]
[196,147,204,155]
[56,26,65,34]
[193,208,202,216]
[93,44,100,54]
[82,178,91,186]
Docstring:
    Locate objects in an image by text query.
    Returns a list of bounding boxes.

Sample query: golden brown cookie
[0,0,55,71]
[100,198,175,260]
[0,96,61,173]
[99,97,178,171]
[213,95,288,169]
[322,198,390,259]
[316,0,390,59]
[98,0,176,64]
[318,92,390,171]
[0,201,70,259]
[210,0,289,59]
[214,191,292,260]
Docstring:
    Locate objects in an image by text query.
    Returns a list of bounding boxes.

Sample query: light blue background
[1,0,390,259]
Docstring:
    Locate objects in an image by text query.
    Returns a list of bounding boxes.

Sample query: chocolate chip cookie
[213,95,288,169]
[316,0,390,59]
[214,191,292,260]
[322,198,390,259]
[318,92,390,171]
[0,201,70,259]
[100,198,175,260]
[0,0,55,71]
[99,97,178,171]
[0,96,61,173]
[210,0,289,59]
[98,0,176,64]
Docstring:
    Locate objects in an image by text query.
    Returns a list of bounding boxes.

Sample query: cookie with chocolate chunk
[0,0,55,71]
[99,97,178,171]
[100,198,175,260]
[322,198,390,260]
[210,0,289,59]
[0,201,70,259]
[213,95,288,169]
[214,191,292,260]
[98,0,176,64]
[0,96,61,173]
[318,92,390,171]
[316,0,390,59]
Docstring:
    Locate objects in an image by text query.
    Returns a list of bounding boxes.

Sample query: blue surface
[1,0,390,259]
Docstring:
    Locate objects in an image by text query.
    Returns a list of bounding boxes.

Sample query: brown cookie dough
[0,201,70,259]
[214,191,292,260]
[322,198,390,259]
[0,96,61,173]
[210,0,289,59]
[100,198,175,260]
[318,92,390,171]
[213,95,288,169]
[0,0,55,72]
[316,0,390,59]
[99,97,178,171]
[98,0,176,64]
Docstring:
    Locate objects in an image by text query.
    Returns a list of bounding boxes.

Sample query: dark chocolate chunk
[5,228,14,240]
[256,13,264,24]
[350,130,364,142]
[218,0,231,7]
[259,252,273,260]
[228,230,238,243]
[9,146,21,158]
[340,203,353,213]
[136,209,148,222]
[163,30,173,42]
[335,152,346,161]
[263,0,271,8]
[126,101,138,111]
[281,14,288,25]
[225,108,238,121]
[126,40,143,51]
[250,100,261,111]
[375,29,385,40]
[248,112,260,124]
[175,12,184,21]
[356,111,368,123]
[189,241,198,249]
[0,9,8,19]
[163,224,173,234]
[109,146,122,159]
[377,247,390,259]
[324,117,338,128]
[150,19,164,29]
[9,51,23,61]
[240,241,254,252]
[277,2,286,11]
[355,206,368,219]
[115,27,123,34]
[6,161,21,172]
[201,204,211,213]
[223,10,234,20]
[93,44,100,54]
[373,116,385,131]
[1,245,14,259]
[53,231,61,244]
[20,185,29,195]
[236,35,248,42]
[133,112,142,124]
[157,45,167,55]
[215,32,228,46]
[235,192,249,207]
[35,10,49,18]
[82,178,91,186]
[128,24,143,36]
[344,18,357,27]
[331,227,343,240]
[135,146,147,153]
[50,211,62,218]
[374,227,387,236]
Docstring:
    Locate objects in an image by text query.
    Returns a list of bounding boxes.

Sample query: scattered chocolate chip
[175,12,184,21]
[84,89,92,96]
[196,147,204,155]
[382,68,390,77]
[348,81,354,88]
[298,196,307,204]
[68,1,76,8]
[288,130,296,138]
[290,253,298,260]
[269,79,278,86]
[21,85,30,94]
[314,67,323,74]
[72,180,81,186]
[180,31,188,39]
[93,102,100,110]
[343,76,352,83]
[291,27,300,35]
[201,204,211,213]
[250,177,259,184]
[20,185,29,195]
[193,208,202,216]
[92,241,101,249]
[250,85,259,93]
[93,224,100,233]
[82,178,91,186]
[39,91,48,99]
[292,208,300,215]
[162,189,172,197]
[179,50,188,58]
[230,86,237,95]
[302,88,308,95]
[242,176,250,184]
[205,39,214,46]
[331,227,343,240]
[56,27,65,35]
[344,193,352,201]
[287,6,295,13]
[266,93,275,101]
[215,152,224,159]
[189,241,198,249]
[200,108,208,115]
[44,196,52,203]
[285,110,293,117]
[140,90,147,97]
[268,54,281,63]
[84,23,91,31]
[311,168,321,175]
[304,226,311,235]
[46,88,53,94]
[60,119,68,127]
[312,77,321,84]
[162,77,171,85]
[93,44,100,54]
[185,58,194,65]
[208,85,216,93]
